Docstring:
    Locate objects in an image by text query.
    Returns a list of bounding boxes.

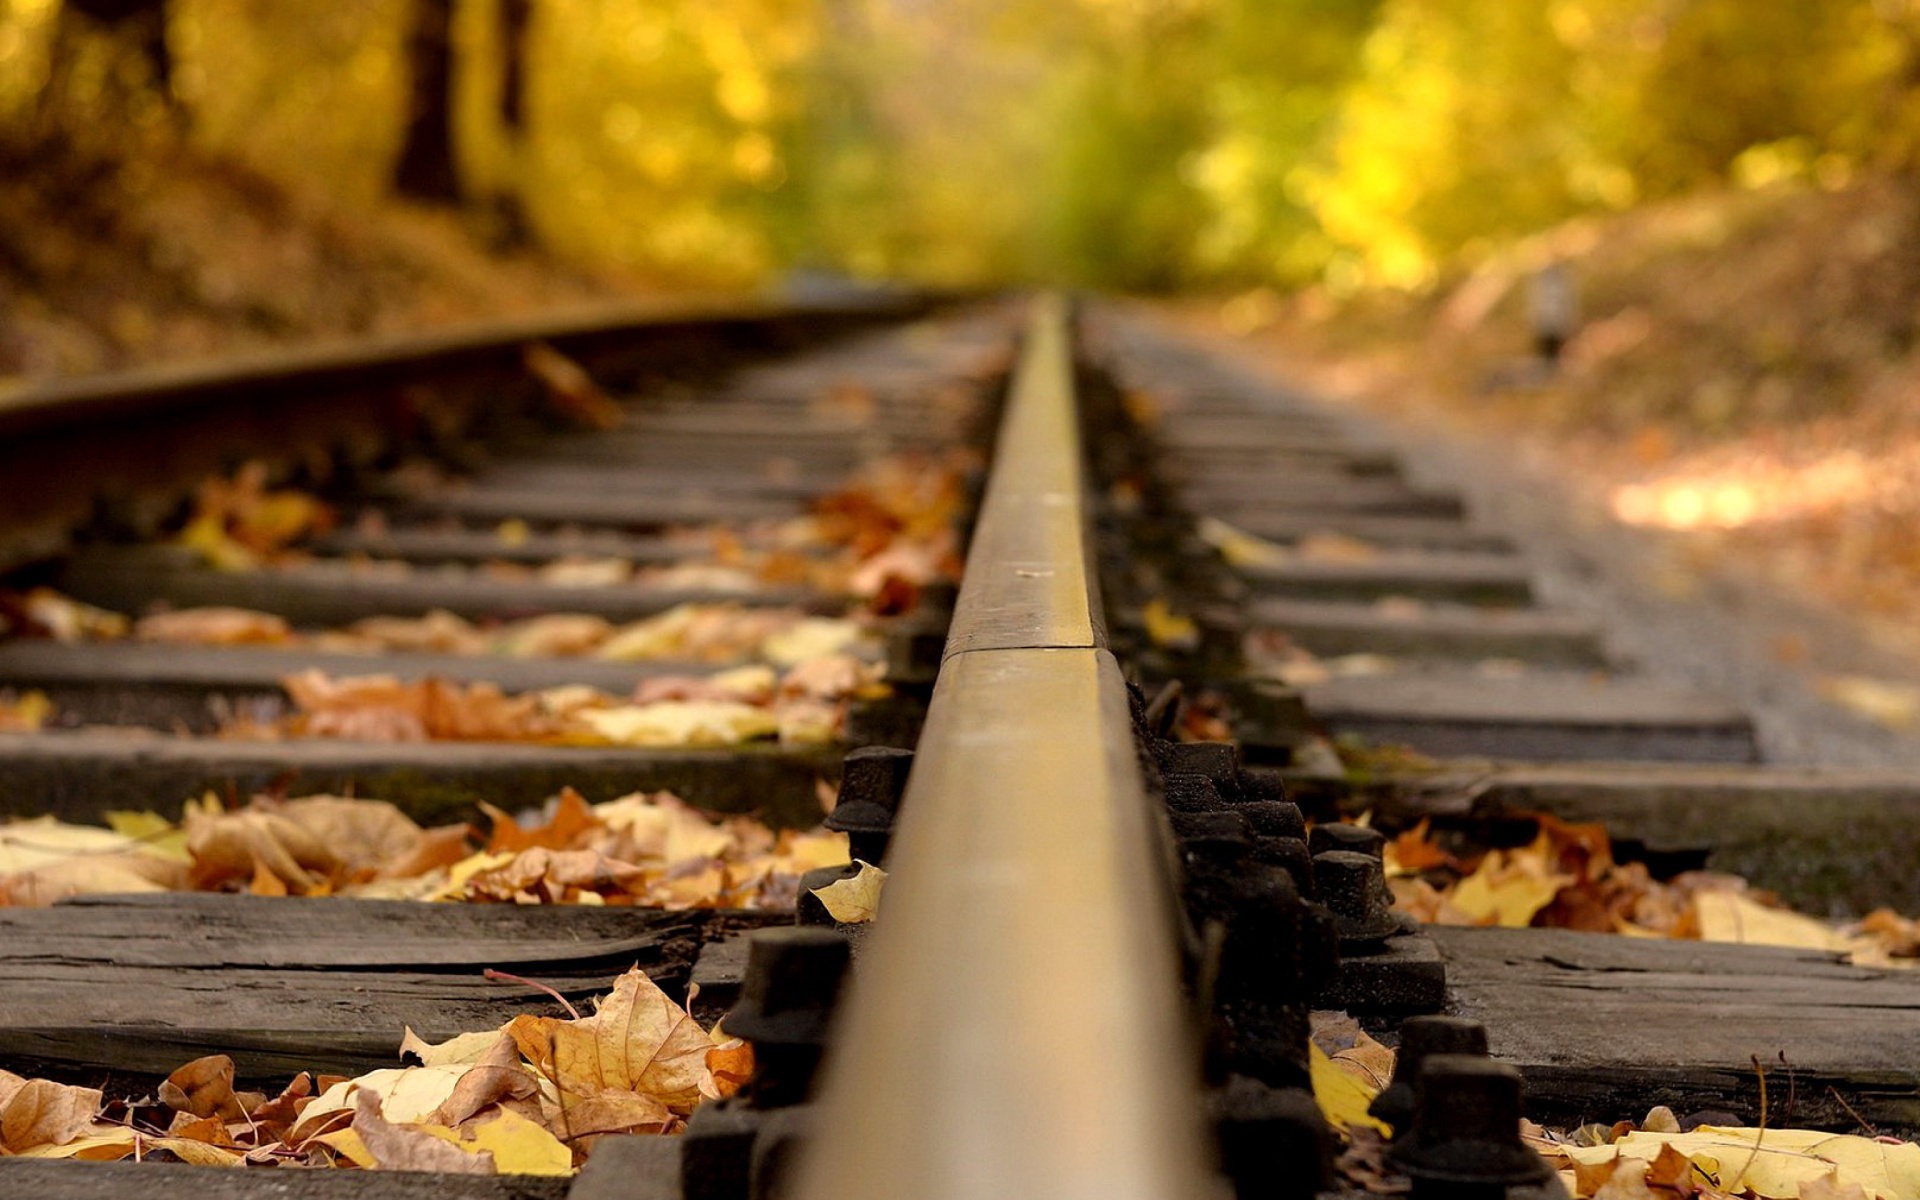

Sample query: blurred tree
[37,0,176,128]
[498,0,530,134]
[486,0,534,243]
[394,0,458,203]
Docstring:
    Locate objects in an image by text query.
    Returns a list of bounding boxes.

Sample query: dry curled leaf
[810,860,887,923]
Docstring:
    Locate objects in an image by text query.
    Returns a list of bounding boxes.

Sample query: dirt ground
[0,125,634,385]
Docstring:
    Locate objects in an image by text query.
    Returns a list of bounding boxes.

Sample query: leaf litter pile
[0,965,747,1174]
[1311,1015,1920,1200]
[4,586,876,666]
[0,785,852,908]
[0,594,889,748]
[0,786,884,1174]
[1384,812,1920,969]
[1306,808,1920,1193]
[219,657,888,749]
[160,449,971,615]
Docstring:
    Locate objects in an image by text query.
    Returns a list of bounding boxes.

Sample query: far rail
[793,296,1219,1200]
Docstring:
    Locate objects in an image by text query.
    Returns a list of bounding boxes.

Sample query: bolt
[1210,1076,1333,1200]
[1222,678,1311,744]
[1388,1056,1552,1197]
[794,864,863,927]
[724,927,850,1107]
[1251,835,1315,900]
[1159,740,1241,793]
[825,745,913,863]
[1311,850,1401,947]
[1182,829,1251,875]
[682,1100,759,1200]
[1143,680,1185,739]
[749,1106,812,1200]
[1236,765,1296,811]
[1165,771,1225,813]
[1309,822,1385,859]
[1369,1017,1491,1134]
[1173,809,1250,842]
[1237,799,1307,841]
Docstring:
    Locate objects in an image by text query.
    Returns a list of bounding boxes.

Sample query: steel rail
[793,296,1219,1200]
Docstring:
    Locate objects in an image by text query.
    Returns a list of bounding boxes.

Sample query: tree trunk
[498,0,532,136]
[40,0,174,126]
[393,0,460,204]
[487,0,535,246]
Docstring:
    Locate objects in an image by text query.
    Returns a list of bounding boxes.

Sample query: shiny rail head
[943,295,1101,659]
[790,649,1219,1200]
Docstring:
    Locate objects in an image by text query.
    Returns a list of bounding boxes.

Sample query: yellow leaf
[1692,891,1852,953]
[103,810,190,863]
[400,1027,508,1068]
[349,1092,492,1174]
[458,1107,574,1175]
[0,817,151,874]
[1309,1042,1389,1135]
[781,831,852,875]
[313,1126,376,1167]
[762,618,863,667]
[1196,516,1292,568]
[578,701,780,747]
[811,861,887,923]
[10,1127,243,1165]
[1448,841,1572,927]
[289,1067,469,1144]
[154,1134,247,1166]
[1818,676,1920,730]
[431,851,518,899]
[1142,598,1200,651]
[0,689,53,731]
[176,513,258,570]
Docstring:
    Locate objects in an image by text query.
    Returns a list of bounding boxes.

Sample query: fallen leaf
[486,787,599,854]
[1296,532,1382,563]
[0,689,54,731]
[434,1033,539,1126]
[544,966,715,1112]
[401,1028,509,1069]
[1818,675,1920,730]
[1448,837,1573,928]
[1692,890,1852,954]
[159,1055,248,1122]
[1309,1042,1390,1136]
[134,608,292,646]
[578,701,780,747]
[1309,1012,1396,1092]
[351,1090,494,1174]
[10,1127,244,1165]
[1143,598,1200,651]
[811,860,887,923]
[1196,516,1292,568]
[1561,1127,1920,1200]
[0,1074,102,1151]
[762,617,864,666]
[456,1106,573,1175]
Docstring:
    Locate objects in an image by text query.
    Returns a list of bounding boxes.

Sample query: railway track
[0,294,1915,1199]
